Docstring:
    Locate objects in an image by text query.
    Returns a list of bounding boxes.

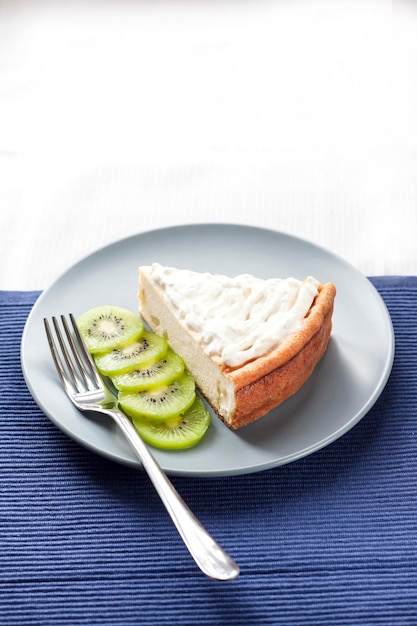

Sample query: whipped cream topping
[148,263,320,368]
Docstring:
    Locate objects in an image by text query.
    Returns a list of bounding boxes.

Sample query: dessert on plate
[138,263,336,429]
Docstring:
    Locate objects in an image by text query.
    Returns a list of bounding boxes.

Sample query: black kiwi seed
[112,337,150,360]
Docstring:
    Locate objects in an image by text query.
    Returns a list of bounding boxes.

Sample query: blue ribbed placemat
[1,278,417,626]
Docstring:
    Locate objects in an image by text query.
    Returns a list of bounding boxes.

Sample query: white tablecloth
[1,0,416,290]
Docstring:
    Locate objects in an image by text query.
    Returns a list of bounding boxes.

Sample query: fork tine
[68,313,103,390]
[44,317,77,395]
[51,316,88,392]
[60,315,92,390]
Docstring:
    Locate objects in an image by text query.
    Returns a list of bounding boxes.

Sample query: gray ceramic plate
[21,224,394,476]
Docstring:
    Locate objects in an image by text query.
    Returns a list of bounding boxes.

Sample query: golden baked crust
[225,282,336,428]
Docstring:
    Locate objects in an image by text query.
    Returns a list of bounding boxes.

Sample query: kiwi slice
[118,371,196,421]
[94,330,168,377]
[111,348,185,392]
[77,305,144,354]
[131,396,210,450]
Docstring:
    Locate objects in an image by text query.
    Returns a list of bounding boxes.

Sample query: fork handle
[102,408,240,581]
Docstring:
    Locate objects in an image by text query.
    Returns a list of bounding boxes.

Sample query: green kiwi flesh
[94,330,168,376]
[131,396,210,450]
[118,371,196,421]
[77,305,144,354]
[77,304,211,450]
[112,349,185,392]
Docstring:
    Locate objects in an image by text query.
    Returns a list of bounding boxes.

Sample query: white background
[0,0,416,290]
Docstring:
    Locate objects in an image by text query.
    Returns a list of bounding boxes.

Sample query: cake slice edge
[138,266,336,429]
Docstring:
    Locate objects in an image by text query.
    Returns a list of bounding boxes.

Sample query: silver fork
[44,314,240,581]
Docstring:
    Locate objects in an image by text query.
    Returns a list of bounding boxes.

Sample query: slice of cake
[138,263,336,429]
